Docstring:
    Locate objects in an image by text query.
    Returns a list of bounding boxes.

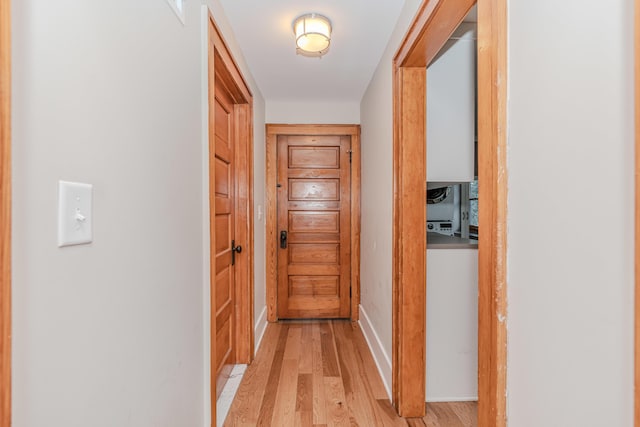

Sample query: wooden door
[277,135,352,318]
[213,74,236,396]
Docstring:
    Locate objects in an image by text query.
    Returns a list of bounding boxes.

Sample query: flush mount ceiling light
[292,13,332,57]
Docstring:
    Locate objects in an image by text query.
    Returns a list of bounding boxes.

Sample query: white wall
[12,1,266,426]
[507,0,635,425]
[426,249,477,401]
[266,99,360,124]
[358,0,422,394]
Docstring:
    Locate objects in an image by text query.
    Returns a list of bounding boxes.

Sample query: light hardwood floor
[223,320,477,426]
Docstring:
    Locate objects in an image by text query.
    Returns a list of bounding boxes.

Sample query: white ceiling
[217,0,407,103]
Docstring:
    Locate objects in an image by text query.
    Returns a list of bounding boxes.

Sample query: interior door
[213,74,237,396]
[277,135,351,318]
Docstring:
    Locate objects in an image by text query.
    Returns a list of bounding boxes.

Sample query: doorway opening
[207,12,254,425]
[392,0,508,425]
[425,13,478,419]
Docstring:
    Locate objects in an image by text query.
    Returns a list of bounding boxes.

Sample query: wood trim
[476,0,508,425]
[635,0,639,423]
[233,102,254,363]
[392,67,427,416]
[0,0,10,424]
[266,124,360,136]
[392,0,508,423]
[350,129,361,321]
[207,19,217,424]
[208,12,254,425]
[395,0,476,68]
[265,124,361,323]
[266,130,278,322]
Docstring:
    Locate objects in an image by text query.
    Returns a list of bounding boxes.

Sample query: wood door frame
[207,13,254,425]
[635,0,639,424]
[265,124,361,322]
[0,0,10,424]
[392,0,508,423]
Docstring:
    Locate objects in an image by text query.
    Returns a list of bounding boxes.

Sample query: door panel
[214,75,235,395]
[277,135,351,319]
[289,180,340,201]
[289,146,340,169]
[289,211,340,233]
[289,276,339,295]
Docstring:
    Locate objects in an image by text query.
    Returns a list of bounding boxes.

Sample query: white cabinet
[426,247,478,400]
[426,24,476,182]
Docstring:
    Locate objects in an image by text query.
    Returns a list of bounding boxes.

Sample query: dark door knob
[231,240,242,265]
[280,230,288,249]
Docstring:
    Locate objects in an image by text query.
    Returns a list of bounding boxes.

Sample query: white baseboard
[254,306,268,356]
[358,304,392,400]
[427,397,478,403]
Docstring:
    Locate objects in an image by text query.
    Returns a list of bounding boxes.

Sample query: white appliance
[427,184,460,236]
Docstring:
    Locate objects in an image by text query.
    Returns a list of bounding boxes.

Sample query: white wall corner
[358,304,393,400]
[254,306,268,356]
[200,6,212,427]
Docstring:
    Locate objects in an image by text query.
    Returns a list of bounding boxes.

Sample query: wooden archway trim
[0,0,11,425]
[392,0,508,423]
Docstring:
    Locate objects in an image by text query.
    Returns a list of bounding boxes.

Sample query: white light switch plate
[58,181,93,247]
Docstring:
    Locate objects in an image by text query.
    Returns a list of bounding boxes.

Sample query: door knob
[280,230,288,249]
[231,240,242,265]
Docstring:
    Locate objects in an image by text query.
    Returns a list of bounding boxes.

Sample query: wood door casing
[208,13,254,424]
[392,0,507,422]
[214,74,236,396]
[277,135,351,319]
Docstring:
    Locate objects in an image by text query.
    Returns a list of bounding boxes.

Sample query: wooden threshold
[0,0,10,424]
[392,0,508,423]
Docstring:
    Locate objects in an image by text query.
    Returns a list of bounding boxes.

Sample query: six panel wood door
[214,74,236,395]
[277,135,351,318]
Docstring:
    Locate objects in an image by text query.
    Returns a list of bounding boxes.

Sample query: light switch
[58,181,93,247]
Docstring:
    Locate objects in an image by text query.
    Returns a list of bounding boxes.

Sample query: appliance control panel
[427,221,454,236]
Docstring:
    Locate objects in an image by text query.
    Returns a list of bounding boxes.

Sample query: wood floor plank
[223,323,281,426]
[323,376,350,427]
[224,321,477,427]
[312,323,328,424]
[426,402,465,427]
[271,327,303,426]
[254,324,290,426]
[297,373,313,413]
[407,418,428,427]
[376,399,410,427]
[272,357,299,426]
[333,321,382,426]
[350,321,389,400]
[284,325,302,360]
[320,322,340,377]
[295,409,313,427]
[299,323,313,374]
[449,401,478,426]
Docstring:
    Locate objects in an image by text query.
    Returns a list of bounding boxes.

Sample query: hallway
[223,321,477,426]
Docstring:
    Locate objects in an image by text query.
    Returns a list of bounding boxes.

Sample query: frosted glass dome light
[293,13,332,57]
